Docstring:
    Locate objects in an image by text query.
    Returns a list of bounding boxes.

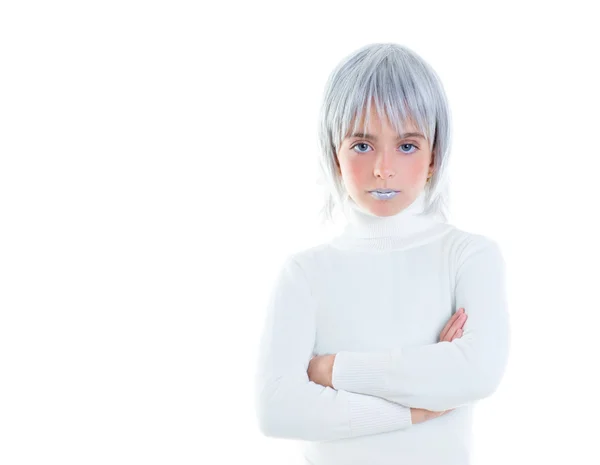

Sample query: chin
[364,199,405,217]
[371,208,403,217]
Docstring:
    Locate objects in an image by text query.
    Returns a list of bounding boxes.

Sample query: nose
[373,149,395,179]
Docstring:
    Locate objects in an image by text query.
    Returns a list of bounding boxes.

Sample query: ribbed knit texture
[331,190,453,251]
[255,189,510,465]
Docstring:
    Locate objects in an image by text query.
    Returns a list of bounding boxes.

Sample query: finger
[447,311,467,336]
[439,309,462,341]
[441,309,462,337]
[445,312,467,341]
[441,310,466,342]
[450,328,463,341]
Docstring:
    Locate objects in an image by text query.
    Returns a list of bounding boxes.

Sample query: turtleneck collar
[329,190,454,252]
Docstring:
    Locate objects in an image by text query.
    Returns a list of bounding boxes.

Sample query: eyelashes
[350,142,418,155]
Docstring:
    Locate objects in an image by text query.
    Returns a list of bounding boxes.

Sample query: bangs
[331,48,439,152]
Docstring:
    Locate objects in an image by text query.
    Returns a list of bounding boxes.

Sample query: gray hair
[316,42,453,225]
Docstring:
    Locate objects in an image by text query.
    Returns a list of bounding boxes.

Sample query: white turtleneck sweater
[254,191,511,465]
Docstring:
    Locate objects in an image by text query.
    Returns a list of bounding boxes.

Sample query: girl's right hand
[411,308,468,425]
[410,407,453,424]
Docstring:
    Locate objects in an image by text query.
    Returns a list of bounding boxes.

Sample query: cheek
[339,158,366,184]
[400,158,429,179]
[405,163,423,177]
[347,162,366,181]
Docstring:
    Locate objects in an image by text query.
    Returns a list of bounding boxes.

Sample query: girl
[255,42,510,465]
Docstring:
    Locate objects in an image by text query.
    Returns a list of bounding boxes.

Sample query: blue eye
[351,143,371,153]
[350,142,418,154]
[399,143,418,154]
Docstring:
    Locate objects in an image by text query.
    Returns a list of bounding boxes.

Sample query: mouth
[369,190,400,200]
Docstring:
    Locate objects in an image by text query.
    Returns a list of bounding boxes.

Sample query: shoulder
[264,244,333,297]
[285,243,334,271]
[273,242,343,288]
[442,224,505,268]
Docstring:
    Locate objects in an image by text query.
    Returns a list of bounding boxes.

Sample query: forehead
[347,111,419,138]
[350,104,418,132]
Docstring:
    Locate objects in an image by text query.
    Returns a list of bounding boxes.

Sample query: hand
[410,308,468,424]
[307,354,336,388]
[411,407,454,424]
[439,307,468,343]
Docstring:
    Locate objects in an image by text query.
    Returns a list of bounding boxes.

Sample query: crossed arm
[254,238,510,441]
[330,238,510,411]
[254,256,413,442]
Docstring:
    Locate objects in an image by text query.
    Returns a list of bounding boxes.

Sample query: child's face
[336,105,434,217]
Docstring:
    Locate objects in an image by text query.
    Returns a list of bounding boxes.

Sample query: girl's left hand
[439,308,467,343]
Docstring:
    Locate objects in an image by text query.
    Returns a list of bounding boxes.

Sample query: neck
[330,190,452,251]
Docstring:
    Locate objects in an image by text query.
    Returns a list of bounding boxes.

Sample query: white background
[1,1,599,464]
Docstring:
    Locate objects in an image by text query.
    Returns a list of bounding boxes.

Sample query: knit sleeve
[254,256,413,441]
[331,237,511,412]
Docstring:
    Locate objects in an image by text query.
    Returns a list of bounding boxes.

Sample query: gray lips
[370,191,398,199]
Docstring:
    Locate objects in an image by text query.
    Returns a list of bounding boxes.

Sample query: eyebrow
[348,131,426,141]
